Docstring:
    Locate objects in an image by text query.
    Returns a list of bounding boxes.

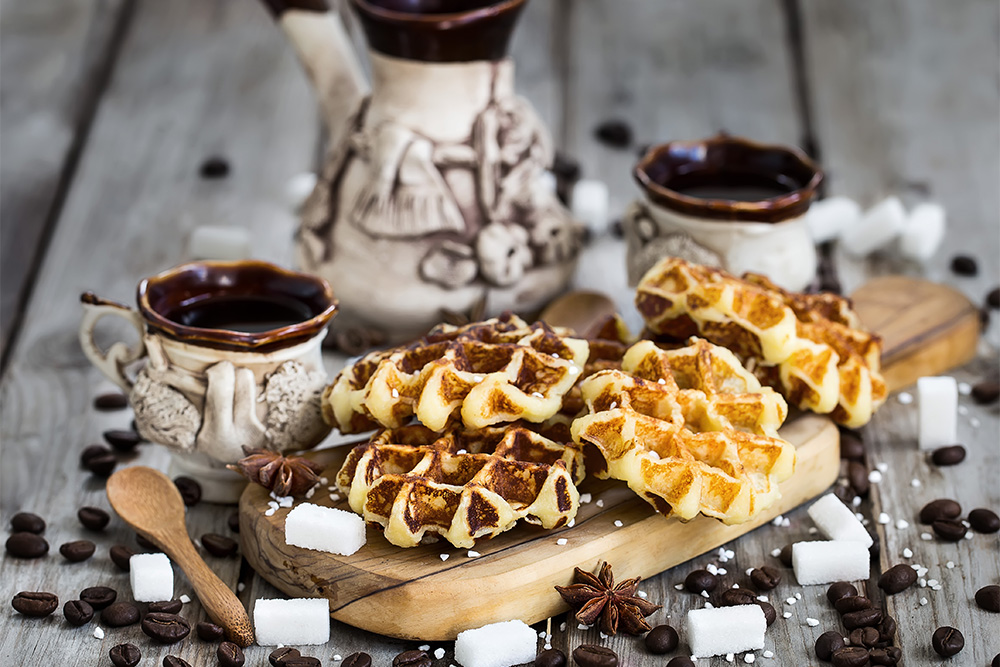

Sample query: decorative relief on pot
[623,201,723,286]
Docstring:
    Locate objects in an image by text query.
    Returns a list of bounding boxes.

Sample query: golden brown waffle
[337,424,582,548]
[323,313,589,434]
[635,258,886,427]
[571,339,795,524]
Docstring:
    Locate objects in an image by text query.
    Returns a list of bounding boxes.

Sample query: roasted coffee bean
[197,620,225,641]
[104,429,142,452]
[11,591,58,617]
[163,657,192,667]
[848,626,880,648]
[269,647,301,666]
[6,532,48,559]
[969,508,1000,533]
[868,647,901,666]
[94,392,129,410]
[110,544,135,571]
[342,652,374,667]
[101,601,140,627]
[993,653,1000,667]
[867,527,880,561]
[931,625,964,657]
[719,588,757,606]
[919,498,962,524]
[684,569,718,593]
[878,615,896,644]
[758,601,777,626]
[109,643,141,667]
[227,511,241,533]
[951,254,978,276]
[593,120,633,149]
[80,586,117,610]
[878,563,917,594]
[10,512,45,534]
[572,644,618,667]
[60,540,96,562]
[750,566,781,591]
[64,599,94,626]
[815,630,847,661]
[282,657,321,667]
[84,449,117,477]
[833,483,856,506]
[847,461,870,497]
[975,584,1000,612]
[218,641,245,667]
[199,156,230,179]
[988,287,1000,309]
[142,612,191,643]
[644,624,679,654]
[135,532,160,551]
[835,595,873,614]
[77,506,111,531]
[80,443,112,466]
[932,518,967,541]
[552,151,582,182]
[778,543,794,567]
[393,650,431,667]
[972,380,1000,404]
[666,659,695,667]
[148,599,183,614]
[830,646,870,667]
[173,476,202,506]
[840,431,866,461]
[201,533,238,557]
[827,581,858,605]
[931,445,966,466]
[843,608,882,630]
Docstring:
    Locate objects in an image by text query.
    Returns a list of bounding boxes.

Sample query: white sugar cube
[686,606,766,657]
[806,196,862,243]
[285,503,365,556]
[807,494,873,546]
[253,598,330,646]
[792,541,869,585]
[570,179,609,233]
[841,196,906,257]
[130,553,173,602]
[917,376,957,450]
[900,202,946,261]
[454,619,537,667]
[189,225,250,261]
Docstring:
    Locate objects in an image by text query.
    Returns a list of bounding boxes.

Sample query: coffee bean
[950,254,978,276]
[269,647,301,666]
[827,581,858,605]
[644,624,678,654]
[975,584,1000,612]
[833,483,856,506]
[666,659,695,667]
[867,527,880,561]
[552,152,582,182]
[815,630,846,661]
[878,615,896,644]
[969,508,1000,533]
[6,532,49,558]
[932,518,967,541]
[393,650,431,667]
[342,652,374,667]
[988,287,1000,309]
[878,563,917,594]
[830,646,870,667]
[84,448,117,477]
[11,591,58,617]
[283,659,321,667]
[750,566,781,591]
[932,625,964,657]
[572,644,618,667]
[77,506,111,531]
[919,498,962,524]
[199,156,230,179]
[931,445,966,466]
[719,588,757,606]
[848,626,880,648]
[109,643,141,667]
[972,380,1000,404]
[684,569,717,593]
[135,532,160,551]
[835,595,873,615]
[201,533,238,557]
[843,608,882,630]
[173,476,202,506]
[197,620,225,641]
[778,543,794,567]
[840,431,866,461]
[141,612,191,643]
[163,657,192,667]
[868,647,901,666]
[148,599,183,614]
[110,544,135,571]
[104,429,142,452]
[993,653,1000,667]
[218,641,245,667]
[847,461,870,497]
[60,540,96,562]
[80,443,111,466]
[10,512,45,534]
[64,599,94,626]
[80,586,117,610]
[227,511,241,533]
[101,601,140,627]
[757,600,777,626]
[593,120,633,149]
[94,392,129,410]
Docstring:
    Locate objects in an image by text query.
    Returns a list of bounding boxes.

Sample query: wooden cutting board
[239,276,980,641]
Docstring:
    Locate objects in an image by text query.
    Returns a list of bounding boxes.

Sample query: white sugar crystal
[911,479,922,488]
[454,619,537,667]
[419,645,430,651]
[613,520,623,528]
[771,515,784,527]
[676,584,685,590]
[900,202,946,261]
[189,225,251,261]
[726,654,734,663]
[917,376,957,450]
[808,527,819,534]
[130,553,174,602]
[920,597,928,606]
[334,656,342,662]
[595,500,604,508]
[868,470,882,484]
[441,554,450,562]
[898,392,913,405]
[756,595,768,602]
[468,551,481,558]
[785,597,796,605]
[852,497,862,507]
[958,405,969,416]
[638,591,648,599]
[707,564,719,575]
[878,513,891,525]
[435,648,446,659]
[807,494,873,546]
[958,382,972,395]
[285,503,365,556]
[577,624,588,630]
[927,579,939,587]
[285,172,318,210]
[179,594,190,604]
[570,179,610,234]
[580,493,592,504]
[805,618,820,627]
[718,568,727,575]
[792,541,869,585]
[745,655,755,664]
[93,626,105,639]
[686,606,766,657]
[265,509,277,517]
[782,612,792,619]
[556,539,568,546]
[795,593,802,600]
[763,651,774,658]
[876,462,889,473]
[770,548,782,558]
[946,561,955,569]
[253,598,329,646]
[903,548,913,558]
[805,196,862,243]
[896,519,909,530]
[701,591,711,599]
[560,622,566,632]
[841,196,906,257]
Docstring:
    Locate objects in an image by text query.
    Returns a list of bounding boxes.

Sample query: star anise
[554,561,661,636]
[228,448,324,497]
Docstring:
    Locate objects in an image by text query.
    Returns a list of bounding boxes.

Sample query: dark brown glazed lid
[634,134,824,223]
[137,261,337,353]
[350,0,528,62]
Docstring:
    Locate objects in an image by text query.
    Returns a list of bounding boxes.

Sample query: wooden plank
[0,0,133,362]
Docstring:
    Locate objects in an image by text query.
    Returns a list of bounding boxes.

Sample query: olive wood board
[238,275,980,640]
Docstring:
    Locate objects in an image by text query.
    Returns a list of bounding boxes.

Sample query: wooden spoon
[539,290,617,337]
[106,466,255,647]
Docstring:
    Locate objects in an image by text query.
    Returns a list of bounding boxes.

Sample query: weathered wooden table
[2,0,997,664]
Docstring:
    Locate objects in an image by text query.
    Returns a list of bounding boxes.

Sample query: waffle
[336,424,583,548]
[570,339,796,524]
[635,258,886,427]
[323,313,589,434]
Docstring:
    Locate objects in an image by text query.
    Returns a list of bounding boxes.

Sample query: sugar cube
[570,179,610,234]
[454,619,537,667]
[917,377,957,450]
[253,598,330,646]
[130,553,173,602]
[285,503,365,556]
[805,196,862,243]
[899,202,946,261]
[686,606,766,657]
[189,225,250,261]
[840,196,906,257]
[807,494,873,546]
[792,541,869,585]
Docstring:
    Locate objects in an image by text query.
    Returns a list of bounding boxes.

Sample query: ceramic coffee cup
[624,134,823,290]
[79,261,337,503]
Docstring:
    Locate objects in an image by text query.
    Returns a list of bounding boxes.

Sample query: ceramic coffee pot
[263,0,582,344]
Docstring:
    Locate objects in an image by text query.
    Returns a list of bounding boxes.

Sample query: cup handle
[79,292,147,392]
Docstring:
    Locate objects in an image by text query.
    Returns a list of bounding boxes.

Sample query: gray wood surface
[1,0,998,664]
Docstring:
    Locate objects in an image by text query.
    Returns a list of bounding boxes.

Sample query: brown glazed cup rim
[634,134,824,223]
[137,260,337,352]
[351,0,527,28]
